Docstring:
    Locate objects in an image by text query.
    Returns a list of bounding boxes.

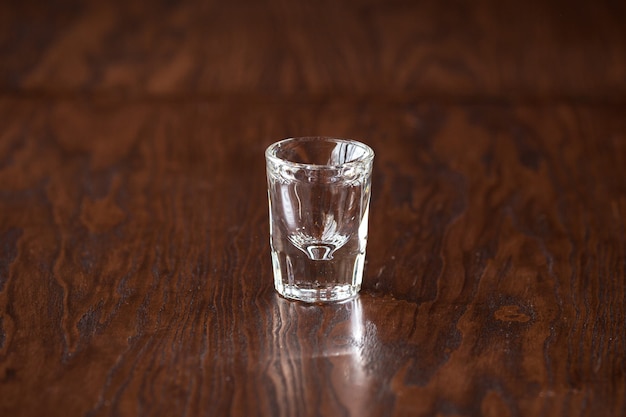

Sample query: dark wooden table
[1,0,625,416]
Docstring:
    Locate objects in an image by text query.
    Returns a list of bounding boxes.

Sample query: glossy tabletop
[1,0,625,416]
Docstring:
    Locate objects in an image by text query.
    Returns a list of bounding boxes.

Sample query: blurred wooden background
[0,0,625,416]
[2,0,625,100]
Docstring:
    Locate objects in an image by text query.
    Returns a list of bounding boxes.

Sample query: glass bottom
[271,249,365,303]
[276,282,361,303]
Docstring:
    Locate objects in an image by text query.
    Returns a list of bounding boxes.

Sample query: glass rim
[265,136,374,170]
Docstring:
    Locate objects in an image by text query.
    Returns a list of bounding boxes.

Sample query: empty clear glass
[265,137,374,303]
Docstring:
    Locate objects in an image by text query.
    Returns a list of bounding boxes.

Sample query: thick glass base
[271,249,364,303]
[276,282,360,303]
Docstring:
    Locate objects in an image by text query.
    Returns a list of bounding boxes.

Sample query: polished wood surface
[2,0,626,100]
[1,1,625,416]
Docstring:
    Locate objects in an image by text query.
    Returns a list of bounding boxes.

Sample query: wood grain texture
[1,0,625,100]
[1,0,626,415]
[0,97,624,416]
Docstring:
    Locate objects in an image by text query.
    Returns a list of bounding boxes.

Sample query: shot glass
[265,137,374,303]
